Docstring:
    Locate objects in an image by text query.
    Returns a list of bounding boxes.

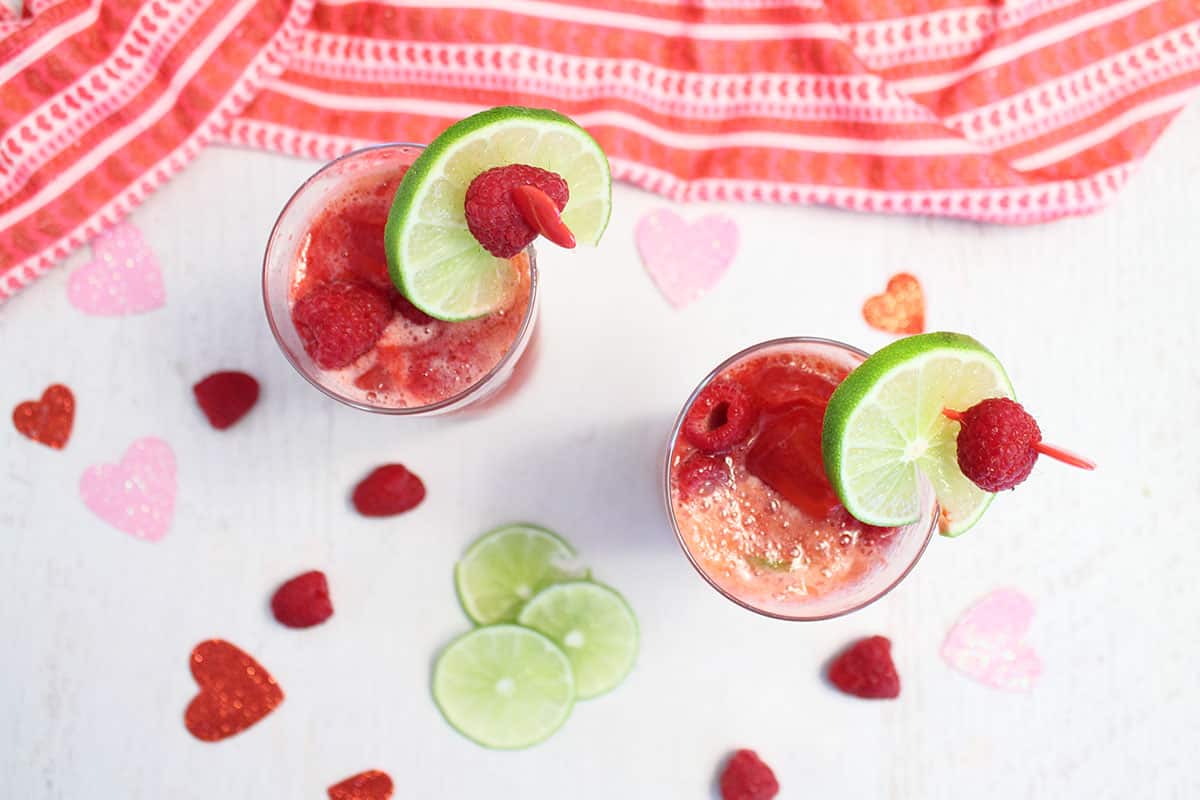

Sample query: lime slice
[517,581,638,700]
[455,523,588,625]
[386,106,612,321]
[432,624,575,749]
[821,332,1015,536]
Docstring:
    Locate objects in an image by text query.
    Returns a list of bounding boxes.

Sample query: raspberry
[328,770,393,800]
[953,397,1042,492]
[719,749,780,800]
[271,570,334,628]
[828,635,900,699]
[292,281,393,370]
[745,403,840,516]
[192,371,260,430]
[392,291,436,327]
[307,206,392,289]
[829,506,897,544]
[352,464,427,517]
[677,453,733,499]
[683,380,759,454]
[464,164,568,258]
[752,363,841,411]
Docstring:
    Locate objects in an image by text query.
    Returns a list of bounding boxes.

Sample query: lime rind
[822,332,1015,536]
[454,523,590,626]
[517,581,639,700]
[386,106,612,321]
[431,625,575,750]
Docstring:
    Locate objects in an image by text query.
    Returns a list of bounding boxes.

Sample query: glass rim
[662,336,940,622]
[261,141,539,416]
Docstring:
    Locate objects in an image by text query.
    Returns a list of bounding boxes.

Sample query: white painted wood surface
[2,104,1199,799]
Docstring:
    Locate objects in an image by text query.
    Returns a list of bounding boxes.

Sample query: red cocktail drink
[666,338,938,620]
[264,144,537,414]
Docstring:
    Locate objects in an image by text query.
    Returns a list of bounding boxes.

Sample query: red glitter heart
[862,273,925,334]
[328,770,394,800]
[12,384,75,449]
[184,640,284,742]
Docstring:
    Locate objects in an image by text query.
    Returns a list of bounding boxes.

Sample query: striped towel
[2,0,1198,302]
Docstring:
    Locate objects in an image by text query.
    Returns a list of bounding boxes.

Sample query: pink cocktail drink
[264,144,537,414]
[666,338,938,620]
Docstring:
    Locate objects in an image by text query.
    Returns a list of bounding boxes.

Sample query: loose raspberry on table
[828,635,901,699]
[192,371,260,430]
[292,281,393,370]
[953,397,1042,492]
[352,464,427,517]
[719,749,780,800]
[271,570,334,628]
[682,380,759,454]
[464,164,569,258]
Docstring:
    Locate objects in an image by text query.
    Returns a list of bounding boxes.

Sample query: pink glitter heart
[80,437,176,541]
[67,222,165,315]
[941,588,1041,692]
[635,209,738,309]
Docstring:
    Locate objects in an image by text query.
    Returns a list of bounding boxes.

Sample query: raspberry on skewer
[464,164,576,257]
[943,398,1095,492]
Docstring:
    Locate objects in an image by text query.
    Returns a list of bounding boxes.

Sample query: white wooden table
[3,104,1199,799]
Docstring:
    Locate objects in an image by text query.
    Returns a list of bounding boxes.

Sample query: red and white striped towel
[2,0,1199,302]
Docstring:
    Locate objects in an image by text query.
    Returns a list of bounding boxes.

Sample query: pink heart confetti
[635,209,737,309]
[80,437,176,541]
[941,588,1041,692]
[67,222,165,315]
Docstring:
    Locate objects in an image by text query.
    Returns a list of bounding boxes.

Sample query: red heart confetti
[827,635,901,699]
[328,770,394,800]
[862,273,925,334]
[184,640,283,742]
[193,371,260,430]
[271,570,334,628]
[352,464,427,517]
[12,384,75,449]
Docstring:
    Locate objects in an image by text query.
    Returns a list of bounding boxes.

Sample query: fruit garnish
[292,281,393,369]
[431,625,575,749]
[719,749,780,800]
[386,106,611,322]
[465,164,570,257]
[821,332,1015,536]
[193,371,260,430]
[516,581,639,700]
[827,635,900,699]
[746,403,840,517]
[454,524,588,625]
[677,452,734,499]
[351,464,427,517]
[943,399,1094,491]
[682,380,759,454]
[511,184,577,250]
[271,570,334,628]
